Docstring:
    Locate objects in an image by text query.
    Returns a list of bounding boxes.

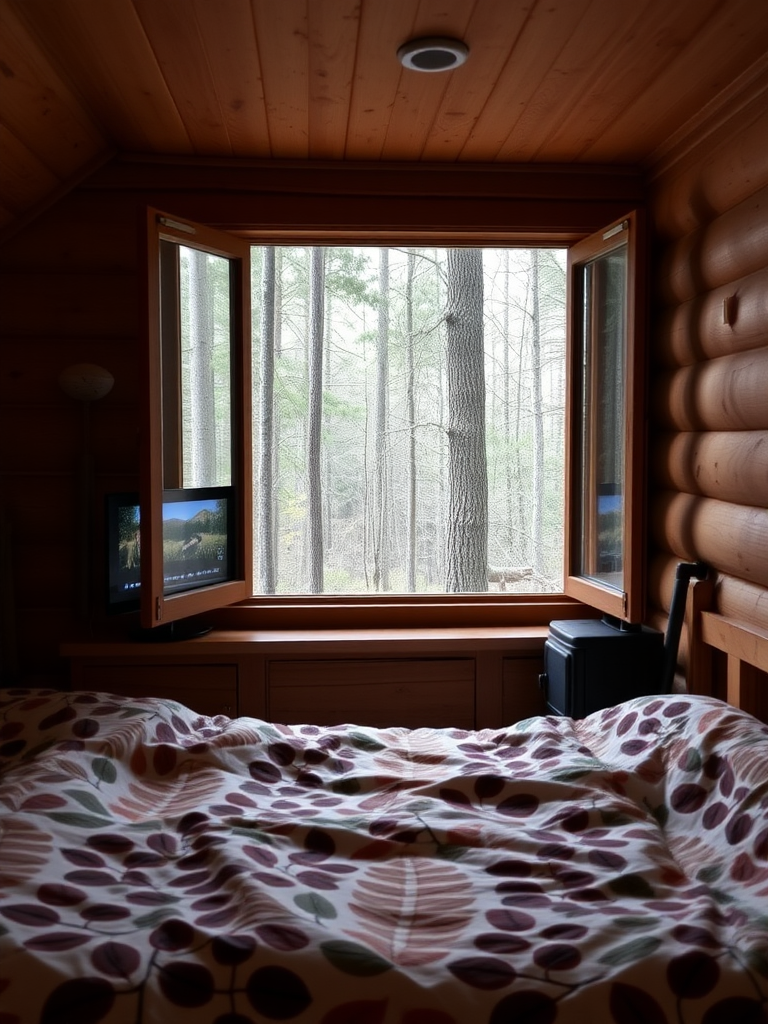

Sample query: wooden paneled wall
[0,188,142,684]
[0,160,643,684]
[646,79,768,698]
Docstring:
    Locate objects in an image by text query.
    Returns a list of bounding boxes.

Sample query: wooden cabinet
[269,658,475,728]
[76,663,238,718]
[502,657,548,723]
[63,627,548,729]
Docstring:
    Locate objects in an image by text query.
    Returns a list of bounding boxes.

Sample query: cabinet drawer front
[269,658,475,729]
[79,664,237,718]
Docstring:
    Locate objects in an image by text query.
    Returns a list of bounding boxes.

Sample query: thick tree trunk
[444,249,488,592]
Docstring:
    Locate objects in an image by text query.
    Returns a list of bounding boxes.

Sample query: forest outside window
[142,209,645,630]
[252,245,566,597]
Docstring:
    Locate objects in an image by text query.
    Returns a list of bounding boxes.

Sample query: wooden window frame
[140,209,253,630]
[564,211,648,622]
[140,207,647,633]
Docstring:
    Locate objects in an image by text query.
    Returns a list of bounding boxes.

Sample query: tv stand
[130,621,213,643]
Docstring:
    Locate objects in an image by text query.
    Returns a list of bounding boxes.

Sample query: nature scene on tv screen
[162,497,229,592]
[115,497,228,595]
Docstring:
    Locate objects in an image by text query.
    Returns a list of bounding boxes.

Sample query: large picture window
[141,209,646,631]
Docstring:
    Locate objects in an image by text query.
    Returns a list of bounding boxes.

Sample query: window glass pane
[146,216,250,631]
[251,246,566,596]
[174,244,233,489]
[576,245,627,591]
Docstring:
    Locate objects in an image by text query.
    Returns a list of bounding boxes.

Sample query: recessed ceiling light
[397,37,469,73]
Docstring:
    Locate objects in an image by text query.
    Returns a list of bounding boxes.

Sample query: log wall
[647,74,768,699]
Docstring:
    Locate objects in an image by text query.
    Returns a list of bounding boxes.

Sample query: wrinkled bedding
[1,687,767,1024]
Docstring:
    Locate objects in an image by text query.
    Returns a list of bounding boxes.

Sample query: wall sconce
[59,363,114,622]
[58,362,115,402]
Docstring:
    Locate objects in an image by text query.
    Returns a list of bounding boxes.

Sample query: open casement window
[564,211,647,623]
[140,206,646,630]
[140,210,253,631]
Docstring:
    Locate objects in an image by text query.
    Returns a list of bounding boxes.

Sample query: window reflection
[577,245,627,591]
[161,242,234,489]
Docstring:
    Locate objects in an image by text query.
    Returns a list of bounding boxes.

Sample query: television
[106,487,235,616]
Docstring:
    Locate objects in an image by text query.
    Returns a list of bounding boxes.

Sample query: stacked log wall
[647,78,768,692]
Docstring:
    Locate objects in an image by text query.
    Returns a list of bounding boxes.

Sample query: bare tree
[187,247,216,486]
[502,248,516,554]
[306,247,325,593]
[530,249,544,573]
[258,246,276,593]
[372,248,389,591]
[405,249,416,591]
[444,249,488,592]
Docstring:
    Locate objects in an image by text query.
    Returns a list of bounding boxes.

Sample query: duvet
[1,687,767,1023]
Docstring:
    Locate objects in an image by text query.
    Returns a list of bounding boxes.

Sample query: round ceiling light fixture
[397,36,469,72]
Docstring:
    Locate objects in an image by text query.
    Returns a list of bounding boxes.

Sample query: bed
[1,676,768,1023]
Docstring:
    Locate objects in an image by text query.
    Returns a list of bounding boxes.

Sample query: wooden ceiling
[1,0,767,236]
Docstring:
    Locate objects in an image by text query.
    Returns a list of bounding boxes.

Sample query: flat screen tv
[106,486,234,615]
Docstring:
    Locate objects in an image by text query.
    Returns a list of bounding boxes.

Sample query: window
[251,245,567,597]
[564,213,647,622]
[141,208,646,630]
[140,211,252,630]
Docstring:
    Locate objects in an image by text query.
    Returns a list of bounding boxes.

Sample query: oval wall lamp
[58,362,115,402]
[397,37,469,72]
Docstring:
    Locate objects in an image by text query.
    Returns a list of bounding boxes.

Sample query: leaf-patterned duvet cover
[1,689,767,1024]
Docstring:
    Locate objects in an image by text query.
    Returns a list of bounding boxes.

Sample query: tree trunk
[405,249,416,592]
[306,247,325,593]
[502,249,515,562]
[530,249,544,574]
[372,248,390,591]
[515,273,529,563]
[444,249,488,592]
[274,248,283,356]
[258,246,276,593]
[272,248,282,570]
[435,252,446,587]
[323,276,333,553]
[187,247,216,486]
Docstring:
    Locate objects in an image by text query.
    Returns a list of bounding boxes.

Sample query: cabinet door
[502,656,546,723]
[269,658,475,728]
[77,663,238,718]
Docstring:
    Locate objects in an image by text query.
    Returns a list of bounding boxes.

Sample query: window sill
[209,594,590,631]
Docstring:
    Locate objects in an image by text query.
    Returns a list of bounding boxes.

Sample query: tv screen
[106,487,234,614]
